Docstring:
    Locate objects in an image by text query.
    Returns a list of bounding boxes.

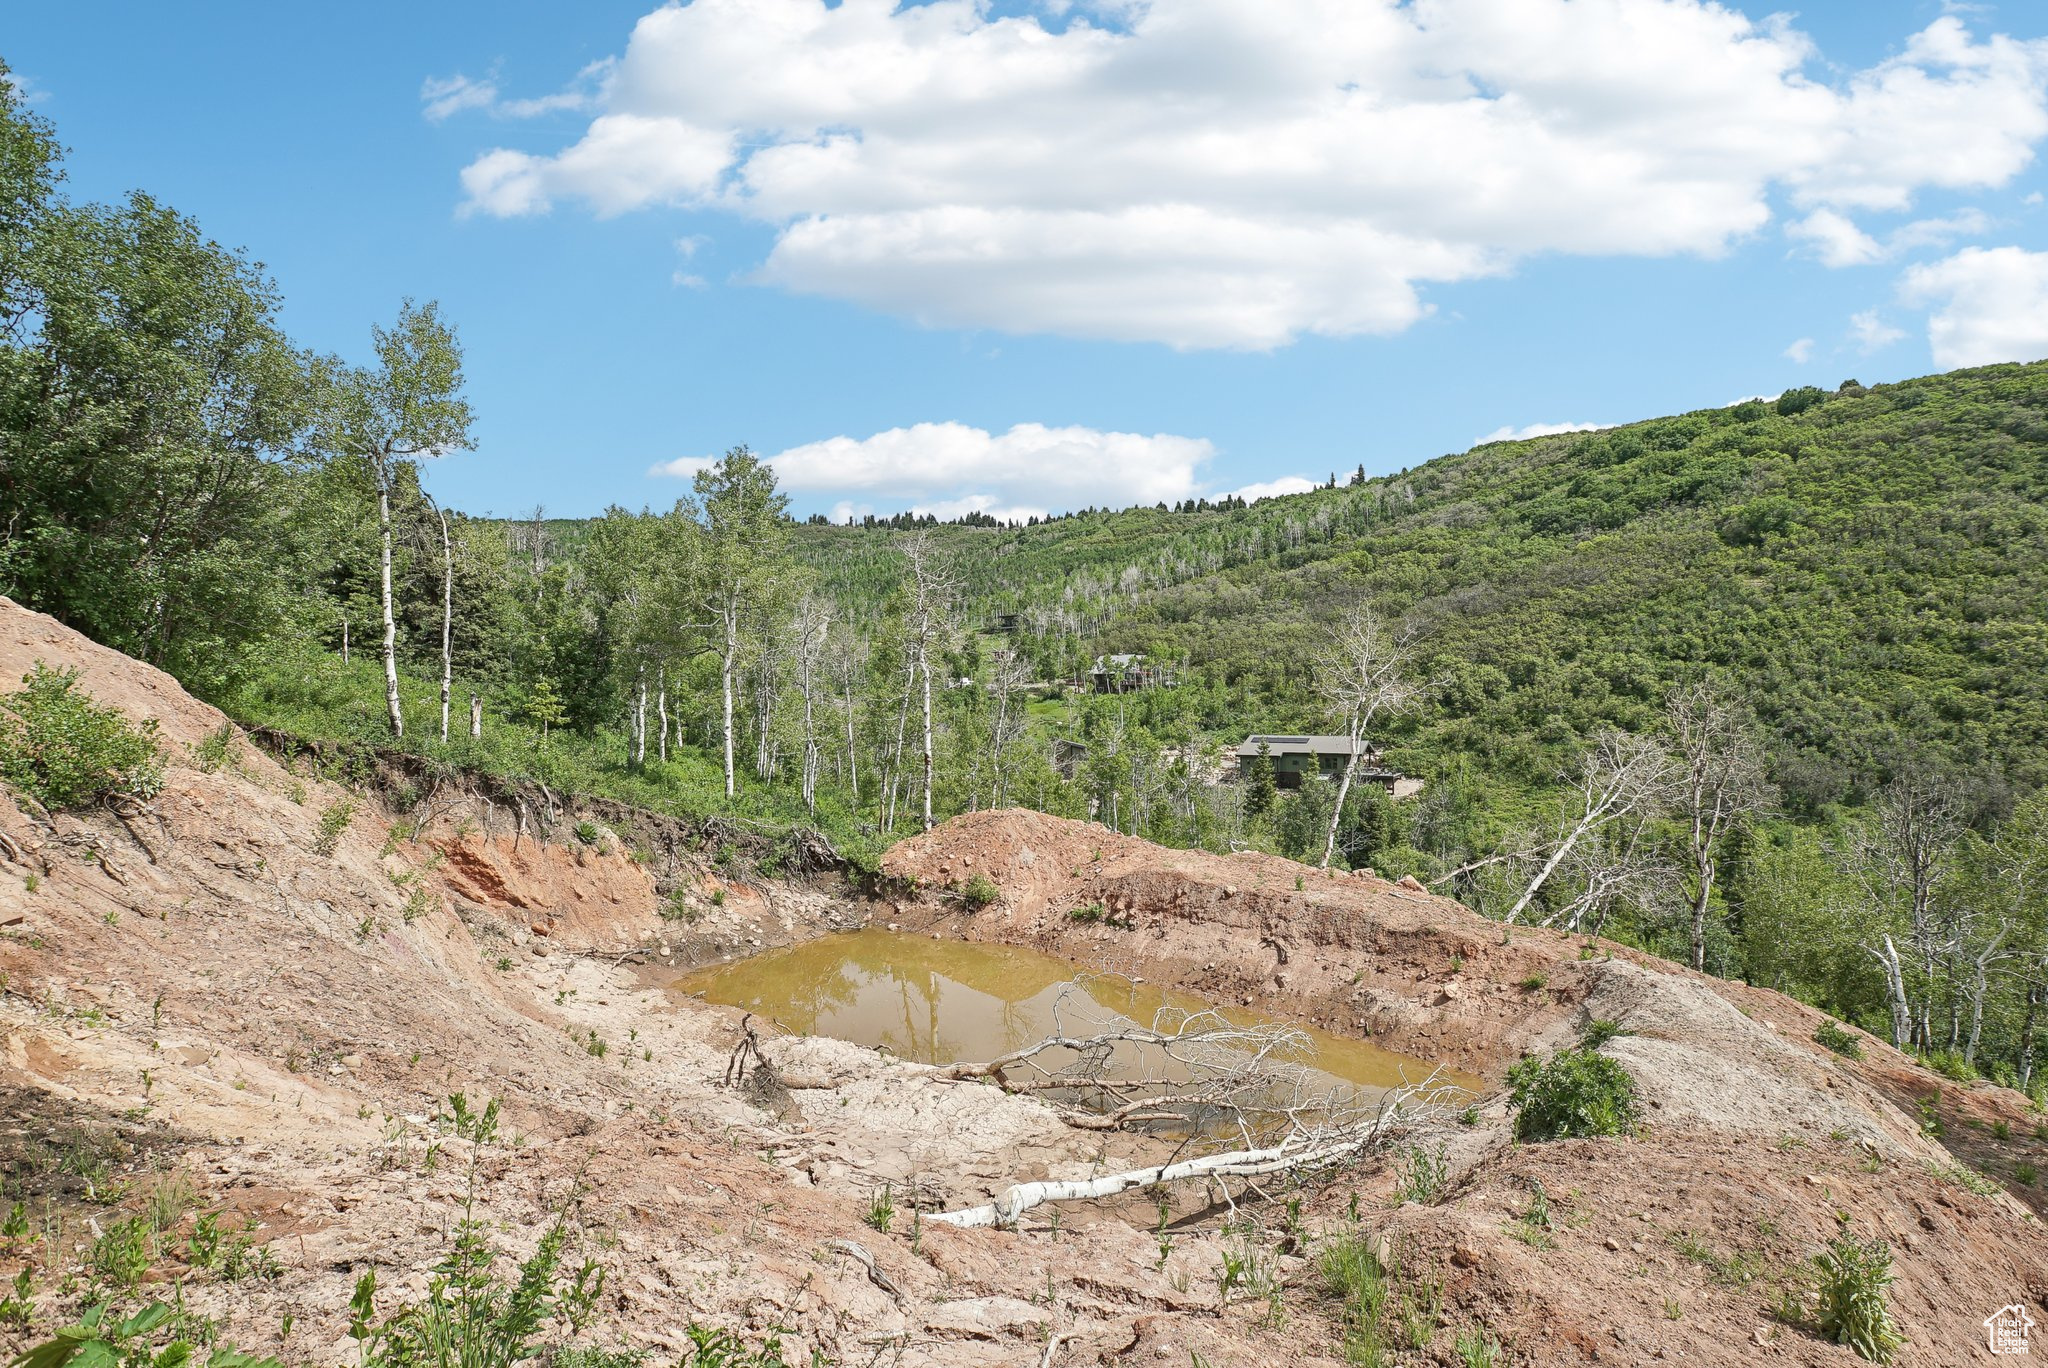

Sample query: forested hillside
[4,71,2046,1098]
[795,370,2048,819]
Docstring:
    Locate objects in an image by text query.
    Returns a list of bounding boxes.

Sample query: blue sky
[9,0,2048,520]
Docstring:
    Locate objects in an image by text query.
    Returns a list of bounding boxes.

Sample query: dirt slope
[883,808,2048,1364]
[0,599,1318,1368]
[3,595,2045,1367]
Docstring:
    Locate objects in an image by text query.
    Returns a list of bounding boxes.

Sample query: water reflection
[674,929,1477,1100]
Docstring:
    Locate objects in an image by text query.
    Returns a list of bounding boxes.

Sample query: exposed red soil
[882,808,2048,1364]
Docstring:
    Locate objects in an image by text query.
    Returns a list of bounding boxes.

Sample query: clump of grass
[1453,1327,1501,1367]
[573,819,603,847]
[1814,1020,1863,1059]
[1517,973,1548,992]
[958,872,1001,908]
[1506,1048,1642,1141]
[1392,1145,1450,1205]
[1810,1234,1903,1363]
[863,1184,895,1234]
[1067,901,1106,924]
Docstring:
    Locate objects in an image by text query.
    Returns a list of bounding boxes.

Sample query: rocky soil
[1,598,2044,1367]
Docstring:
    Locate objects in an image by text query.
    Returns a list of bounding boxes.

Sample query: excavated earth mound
[882,808,2048,1363]
[2,597,2045,1367]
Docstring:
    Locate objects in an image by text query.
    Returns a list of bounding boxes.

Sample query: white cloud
[1785,337,1816,363]
[421,60,610,123]
[422,73,499,122]
[1900,245,2048,366]
[1849,308,1907,352]
[1787,209,1884,267]
[1788,206,1990,266]
[1475,420,1611,445]
[652,421,1217,516]
[451,3,2048,349]
[1223,476,1318,504]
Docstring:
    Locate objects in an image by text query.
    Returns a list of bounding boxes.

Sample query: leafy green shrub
[2013,1161,2037,1187]
[313,796,356,856]
[1506,1048,1642,1141]
[1579,1019,1629,1049]
[959,873,1001,908]
[1392,1144,1450,1204]
[0,663,164,811]
[349,1095,603,1368]
[1814,1021,1863,1059]
[573,820,602,847]
[11,1302,283,1368]
[1924,1049,1977,1083]
[1811,1234,1902,1363]
[1517,973,1548,992]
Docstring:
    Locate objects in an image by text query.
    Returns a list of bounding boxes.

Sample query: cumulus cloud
[1785,337,1816,363]
[1475,420,1611,445]
[1788,206,1990,266]
[1849,309,1907,352]
[651,421,1219,518]
[1900,245,2048,366]
[448,2,2048,349]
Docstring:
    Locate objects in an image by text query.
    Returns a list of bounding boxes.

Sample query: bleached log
[928,1133,1380,1230]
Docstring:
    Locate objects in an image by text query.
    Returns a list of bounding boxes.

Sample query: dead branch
[824,1238,903,1302]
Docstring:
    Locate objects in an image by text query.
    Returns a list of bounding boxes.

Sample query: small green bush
[1814,1021,1863,1059]
[0,663,164,811]
[1579,1018,1629,1049]
[11,1302,284,1368]
[1924,1049,1976,1083]
[1811,1234,1903,1363]
[1506,1048,1642,1141]
[573,819,602,847]
[1392,1144,1451,1204]
[959,872,1001,908]
[313,797,356,856]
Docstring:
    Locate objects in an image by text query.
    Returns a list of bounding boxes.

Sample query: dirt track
[2,597,2046,1366]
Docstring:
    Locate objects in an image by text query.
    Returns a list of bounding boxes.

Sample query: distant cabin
[1085,653,1177,694]
[1053,738,1088,780]
[1231,734,1424,798]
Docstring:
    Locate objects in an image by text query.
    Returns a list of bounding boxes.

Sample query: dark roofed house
[1232,734,1423,799]
[1086,653,1176,694]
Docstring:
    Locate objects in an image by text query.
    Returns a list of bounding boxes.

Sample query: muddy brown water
[677,929,1479,1104]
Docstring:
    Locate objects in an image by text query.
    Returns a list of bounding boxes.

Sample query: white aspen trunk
[1318,727,1363,870]
[341,615,349,665]
[1963,930,2006,1063]
[919,647,936,832]
[633,666,647,767]
[469,692,481,739]
[378,468,404,740]
[884,664,912,832]
[438,506,453,744]
[721,604,738,799]
[1688,823,1715,973]
[842,666,860,802]
[657,666,668,765]
[1869,935,1911,1049]
[1504,825,1588,925]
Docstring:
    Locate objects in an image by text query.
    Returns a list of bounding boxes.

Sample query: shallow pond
[676,929,1478,1104]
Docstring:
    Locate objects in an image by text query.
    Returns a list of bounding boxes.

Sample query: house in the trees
[1231,735,1424,798]
[1086,653,1177,694]
[1053,738,1089,781]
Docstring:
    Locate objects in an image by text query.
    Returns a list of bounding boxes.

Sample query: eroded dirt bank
[2,592,2046,1367]
[879,809,2048,1362]
[0,599,1296,1367]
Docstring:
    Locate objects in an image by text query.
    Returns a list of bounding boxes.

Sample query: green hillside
[794,365,2048,818]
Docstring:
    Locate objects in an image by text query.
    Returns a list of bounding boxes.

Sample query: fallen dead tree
[929,1076,1448,1229]
[918,980,1462,1227]
[931,984,1323,1133]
